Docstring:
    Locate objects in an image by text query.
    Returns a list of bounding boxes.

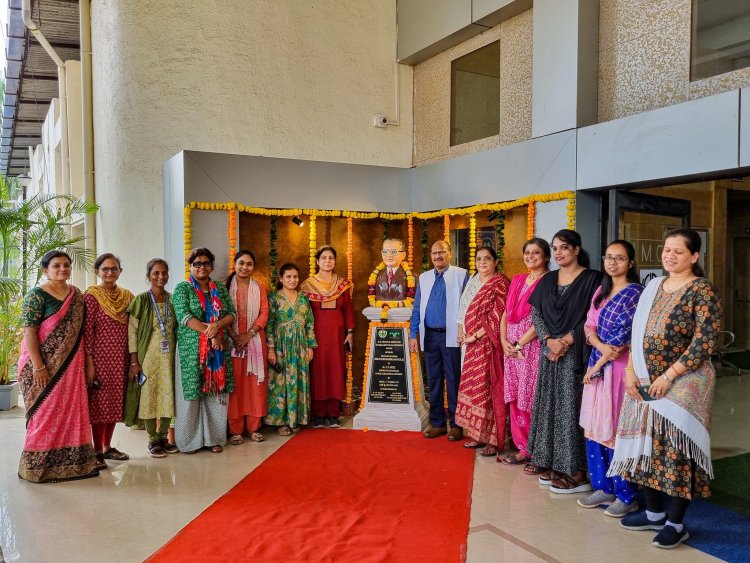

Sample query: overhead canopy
[1,0,80,176]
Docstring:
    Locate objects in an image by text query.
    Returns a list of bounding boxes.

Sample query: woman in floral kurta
[266,264,317,433]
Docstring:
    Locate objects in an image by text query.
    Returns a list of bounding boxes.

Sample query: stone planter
[0,381,20,410]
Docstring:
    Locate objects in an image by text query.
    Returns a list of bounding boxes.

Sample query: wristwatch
[513,341,523,351]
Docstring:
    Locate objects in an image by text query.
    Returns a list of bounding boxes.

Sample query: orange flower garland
[443,214,450,242]
[567,194,576,230]
[308,215,317,275]
[527,201,536,240]
[345,216,354,404]
[183,206,192,279]
[359,322,374,412]
[407,217,414,267]
[468,213,477,274]
[227,209,237,274]
[410,350,421,403]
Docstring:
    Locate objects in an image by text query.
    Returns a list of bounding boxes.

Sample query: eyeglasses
[191,261,213,269]
[431,251,448,256]
[381,249,404,256]
[99,267,120,273]
[602,255,628,263]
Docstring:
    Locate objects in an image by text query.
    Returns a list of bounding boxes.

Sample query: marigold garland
[308,215,317,275]
[183,206,192,279]
[407,217,414,267]
[346,217,354,291]
[367,261,416,308]
[269,216,278,286]
[345,216,354,404]
[227,209,237,274]
[468,213,477,274]
[443,214,450,242]
[527,202,536,241]
[567,194,576,230]
[359,322,374,411]
[410,349,421,403]
[187,190,574,220]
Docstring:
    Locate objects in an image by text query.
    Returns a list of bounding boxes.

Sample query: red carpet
[148,430,475,562]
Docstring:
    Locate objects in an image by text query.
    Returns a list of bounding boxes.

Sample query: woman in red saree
[18,251,99,483]
[455,247,510,457]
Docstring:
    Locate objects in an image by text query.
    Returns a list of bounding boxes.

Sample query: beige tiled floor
[0,368,746,562]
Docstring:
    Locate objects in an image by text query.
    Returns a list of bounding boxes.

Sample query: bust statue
[375,238,408,302]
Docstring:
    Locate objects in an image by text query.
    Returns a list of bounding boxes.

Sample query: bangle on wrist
[33,366,46,372]
[662,373,672,383]
[130,362,139,366]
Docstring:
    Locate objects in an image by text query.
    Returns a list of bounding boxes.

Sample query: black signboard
[368,327,409,404]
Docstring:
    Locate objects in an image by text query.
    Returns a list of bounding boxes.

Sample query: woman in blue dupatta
[577,241,642,518]
[173,248,236,453]
[611,229,720,549]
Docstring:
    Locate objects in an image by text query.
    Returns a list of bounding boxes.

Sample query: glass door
[608,191,690,285]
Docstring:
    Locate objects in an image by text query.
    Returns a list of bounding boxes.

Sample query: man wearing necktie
[410,241,469,440]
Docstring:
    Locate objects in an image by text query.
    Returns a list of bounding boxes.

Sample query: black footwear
[313,417,326,429]
[160,439,179,454]
[621,511,667,531]
[94,453,107,470]
[652,525,689,549]
[328,417,341,428]
[148,441,167,458]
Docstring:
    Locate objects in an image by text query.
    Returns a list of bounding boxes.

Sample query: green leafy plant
[0,175,99,385]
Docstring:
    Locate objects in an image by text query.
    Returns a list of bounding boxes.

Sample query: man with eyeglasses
[409,241,468,440]
[375,238,409,302]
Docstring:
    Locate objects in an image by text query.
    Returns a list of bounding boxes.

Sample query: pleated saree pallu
[18,288,99,483]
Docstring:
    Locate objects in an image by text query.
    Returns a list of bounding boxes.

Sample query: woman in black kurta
[527,230,602,493]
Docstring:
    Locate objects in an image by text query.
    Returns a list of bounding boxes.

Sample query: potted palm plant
[0,175,98,409]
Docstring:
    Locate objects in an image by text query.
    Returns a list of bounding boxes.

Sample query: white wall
[92,0,413,289]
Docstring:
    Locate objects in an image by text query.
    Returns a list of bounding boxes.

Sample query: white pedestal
[354,310,429,432]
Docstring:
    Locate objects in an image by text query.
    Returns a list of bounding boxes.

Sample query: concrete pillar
[531,0,598,138]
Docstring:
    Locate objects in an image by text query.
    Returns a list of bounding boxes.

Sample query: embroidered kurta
[265,291,317,427]
[128,293,176,420]
[84,292,131,424]
[301,276,355,403]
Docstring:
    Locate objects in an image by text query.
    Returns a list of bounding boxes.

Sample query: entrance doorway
[608,190,690,285]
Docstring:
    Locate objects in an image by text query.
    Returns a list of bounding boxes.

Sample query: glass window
[450,42,500,146]
[691,0,750,81]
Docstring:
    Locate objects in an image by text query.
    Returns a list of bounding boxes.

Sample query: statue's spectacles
[381,250,404,256]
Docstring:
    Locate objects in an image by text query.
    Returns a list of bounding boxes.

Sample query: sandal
[94,453,107,470]
[249,432,264,442]
[290,426,301,434]
[463,440,485,449]
[549,473,593,494]
[102,447,129,461]
[278,426,292,436]
[501,453,531,466]
[479,445,498,457]
[229,434,244,446]
[210,445,223,454]
[148,441,167,459]
[160,439,179,454]
[522,463,544,476]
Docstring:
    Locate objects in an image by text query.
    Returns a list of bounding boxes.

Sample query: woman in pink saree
[18,251,99,483]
